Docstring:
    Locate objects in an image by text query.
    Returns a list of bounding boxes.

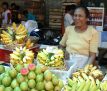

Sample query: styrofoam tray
[102,74,107,81]
[50,60,76,84]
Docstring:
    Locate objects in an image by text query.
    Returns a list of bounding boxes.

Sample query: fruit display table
[0,44,40,63]
[0,48,12,63]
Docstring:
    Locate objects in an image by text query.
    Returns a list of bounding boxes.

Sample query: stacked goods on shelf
[10,47,34,66]
[88,9,103,26]
[37,46,64,68]
[87,7,104,31]
[64,64,107,91]
[49,8,62,28]
[0,64,64,91]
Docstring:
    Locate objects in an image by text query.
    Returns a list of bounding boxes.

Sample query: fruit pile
[37,47,64,67]
[64,77,107,91]
[10,47,34,66]
[0,23,27,45]
[64,65,105,91]
[0,64,64,91]
[72,64,103,80]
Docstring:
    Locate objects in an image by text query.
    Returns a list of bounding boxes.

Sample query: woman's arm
[58,44,65,50]
[58,44,69,60]
[88,52,96,64]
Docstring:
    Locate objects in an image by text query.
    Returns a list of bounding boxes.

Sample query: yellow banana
[82,80,91,91]
[81,73,89,80]
[2,30,10,36]
[12,22,17,31]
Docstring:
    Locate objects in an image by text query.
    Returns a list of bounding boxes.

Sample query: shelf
[88,20,103,22]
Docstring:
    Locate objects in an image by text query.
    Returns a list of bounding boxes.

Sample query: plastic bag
[24,20,38,34]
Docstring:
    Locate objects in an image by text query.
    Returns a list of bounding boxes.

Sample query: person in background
[60,6,99,70]
[23,9,36,21]
[2,2,11,25]
[10,3,19,23]
[64,4,77,28]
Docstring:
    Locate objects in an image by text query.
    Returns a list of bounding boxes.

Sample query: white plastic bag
[24,20,38,34]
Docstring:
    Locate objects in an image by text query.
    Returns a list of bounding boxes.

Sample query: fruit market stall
[0,23,107,91]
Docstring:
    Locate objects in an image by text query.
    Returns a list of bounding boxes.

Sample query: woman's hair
[75,6,90,18]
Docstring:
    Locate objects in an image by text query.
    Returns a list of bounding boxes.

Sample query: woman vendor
[59,6,99,69]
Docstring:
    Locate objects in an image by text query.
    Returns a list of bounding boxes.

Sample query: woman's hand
[88,52,96,64]
[58,45,69,60]
[64,50,70,60]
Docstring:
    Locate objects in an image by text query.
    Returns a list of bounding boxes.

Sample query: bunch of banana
[10,47,34,66]
[25,39,34,49]
[37,48,64,67]
[12,23,27,44]
[0,30,13,44]
[0,22,27,45]
[64,76,102,91]
[72,64,103,80]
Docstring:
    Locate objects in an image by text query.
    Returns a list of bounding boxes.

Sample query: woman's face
[73,8,88,27]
